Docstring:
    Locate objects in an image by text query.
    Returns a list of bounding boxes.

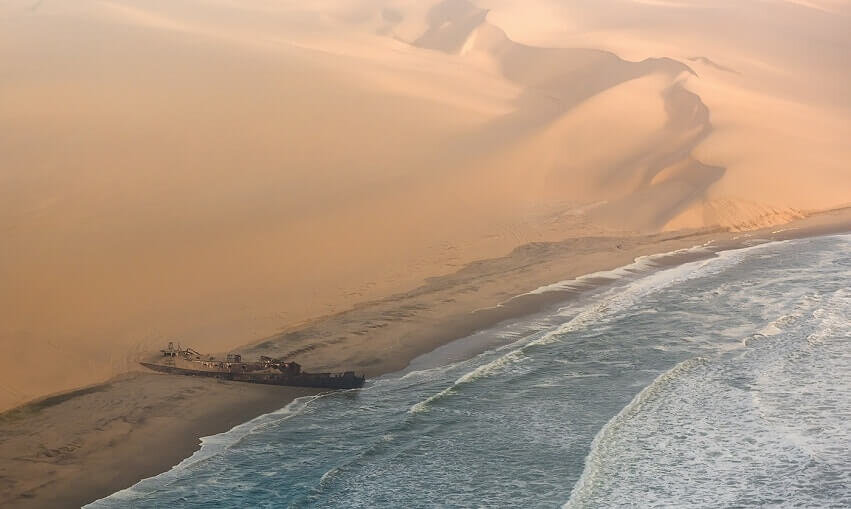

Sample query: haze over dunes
[1,0,849,411]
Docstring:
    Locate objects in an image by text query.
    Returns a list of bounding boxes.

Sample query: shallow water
[90,234,851,508]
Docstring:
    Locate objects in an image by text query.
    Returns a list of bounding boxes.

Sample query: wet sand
[0,373,321,509]
[1,207,850,509]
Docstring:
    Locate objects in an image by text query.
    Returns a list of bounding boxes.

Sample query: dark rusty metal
[140,342,365,390]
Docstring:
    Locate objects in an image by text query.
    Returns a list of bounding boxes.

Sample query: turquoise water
[90,234,851,508]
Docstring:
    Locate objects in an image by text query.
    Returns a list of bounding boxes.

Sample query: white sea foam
[564,269,851,508]
[564,356,711,509]
[409,348,527,414]
[409,240,773,416]
[523,244,715,297]
[92,234,851,508]
[85,393,325,506]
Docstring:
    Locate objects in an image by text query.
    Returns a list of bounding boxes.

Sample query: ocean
[89,234,851,508]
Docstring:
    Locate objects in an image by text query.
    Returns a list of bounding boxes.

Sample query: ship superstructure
[141,342,365,389]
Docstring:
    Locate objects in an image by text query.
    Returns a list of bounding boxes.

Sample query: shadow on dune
[587,83,725,230]
[413,0,489,53]
[406,0,724,231]
[412,1,692,133]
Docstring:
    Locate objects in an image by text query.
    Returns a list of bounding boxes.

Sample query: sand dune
[480,0,851,226]
[1,0,849,411]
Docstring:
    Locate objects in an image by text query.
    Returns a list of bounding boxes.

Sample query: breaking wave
[89,234,851,508]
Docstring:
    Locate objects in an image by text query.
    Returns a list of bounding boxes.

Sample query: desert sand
[1,0,849,505]
[2,209,851,508]
[2,0,849,412]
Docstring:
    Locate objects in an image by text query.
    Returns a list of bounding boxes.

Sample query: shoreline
[0,374,322,509]
[2,208,851,508]
[243,207,851,381]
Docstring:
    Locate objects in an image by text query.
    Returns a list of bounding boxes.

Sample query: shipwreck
[141,342,365,390]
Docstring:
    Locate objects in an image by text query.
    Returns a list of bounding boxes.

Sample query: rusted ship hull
[140,362,365,390]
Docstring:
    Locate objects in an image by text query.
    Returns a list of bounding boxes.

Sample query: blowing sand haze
[1,0,850,507]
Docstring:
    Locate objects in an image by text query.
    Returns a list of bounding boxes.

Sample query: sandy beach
[0,375,321,509]
[2,208,850,508]
[1,0,849,506]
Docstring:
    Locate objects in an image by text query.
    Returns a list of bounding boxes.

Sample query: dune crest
[393,0,723,231]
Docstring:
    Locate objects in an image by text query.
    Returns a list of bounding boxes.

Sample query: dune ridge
[421,3,726,231]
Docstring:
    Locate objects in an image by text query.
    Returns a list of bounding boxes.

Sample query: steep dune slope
[480,0,851,229]
[400,1,724,230]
